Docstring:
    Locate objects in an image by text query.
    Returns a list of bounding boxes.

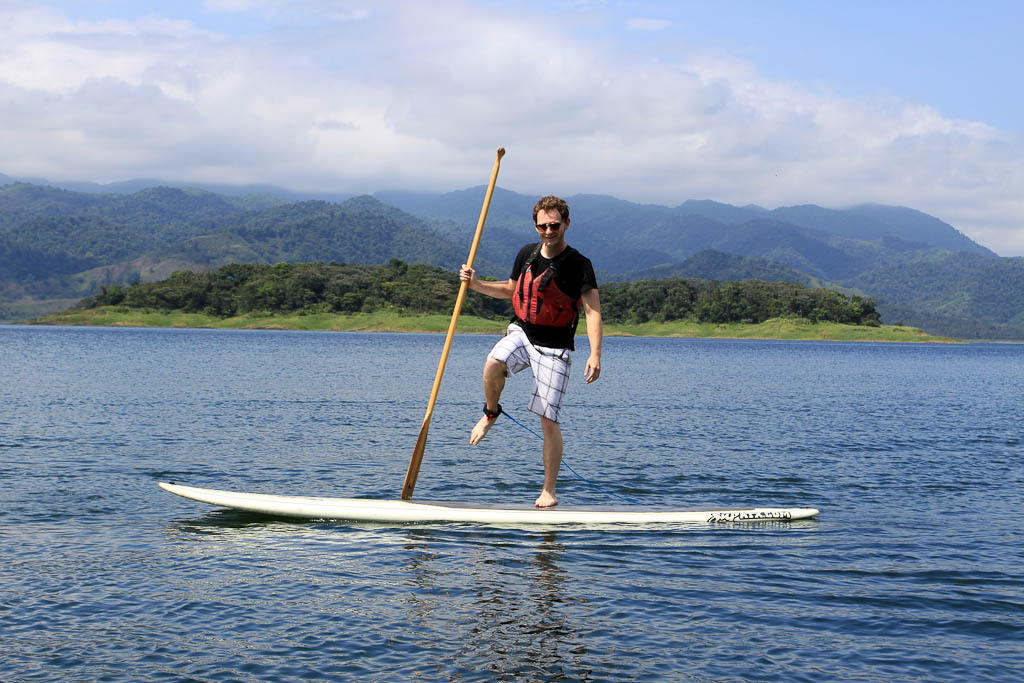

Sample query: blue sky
[3,0,1022,254]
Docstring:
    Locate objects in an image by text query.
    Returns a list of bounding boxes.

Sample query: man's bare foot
[535,490,558,508]
[469,414,496,444]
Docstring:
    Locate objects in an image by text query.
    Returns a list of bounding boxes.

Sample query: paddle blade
[402,418,430,499]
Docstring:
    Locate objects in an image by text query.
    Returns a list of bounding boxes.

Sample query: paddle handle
[402,147,505,500]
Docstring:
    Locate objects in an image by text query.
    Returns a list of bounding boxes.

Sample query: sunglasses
[535,221,562,232]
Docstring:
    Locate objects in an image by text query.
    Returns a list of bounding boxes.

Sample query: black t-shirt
[509,243,598,350]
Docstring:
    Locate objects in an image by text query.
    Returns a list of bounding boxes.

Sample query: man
[459,195,602,508]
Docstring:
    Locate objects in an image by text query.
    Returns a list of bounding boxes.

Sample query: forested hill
[626,249,820,286]
[847,251,1024,339]
[0,184,503,319]
[172,196,488,270]
[372,186,1024,337]
[2,179,1023,338]
[0,184,486,277]
[0,182,284,233]
[80,260,882,328]
[377,187,995,278]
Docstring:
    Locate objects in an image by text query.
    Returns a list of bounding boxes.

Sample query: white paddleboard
[159,482,820,526]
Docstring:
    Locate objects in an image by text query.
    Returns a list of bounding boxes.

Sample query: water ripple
[2,328,1023,681]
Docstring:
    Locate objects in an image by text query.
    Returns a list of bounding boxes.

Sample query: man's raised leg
[535,416,562,507]
[470,357,507,444]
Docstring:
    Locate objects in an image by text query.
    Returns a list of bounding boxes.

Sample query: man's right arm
[460,265,515,300]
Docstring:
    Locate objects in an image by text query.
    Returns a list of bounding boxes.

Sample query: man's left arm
[581,288,602,383]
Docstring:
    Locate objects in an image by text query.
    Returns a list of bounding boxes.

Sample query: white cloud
[0,1,1021,255]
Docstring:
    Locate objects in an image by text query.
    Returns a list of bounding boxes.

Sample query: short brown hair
[532,195,569,223]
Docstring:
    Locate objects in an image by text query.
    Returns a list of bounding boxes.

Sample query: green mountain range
[1,176,1021,339]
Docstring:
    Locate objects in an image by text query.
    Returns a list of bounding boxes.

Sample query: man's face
[535,208,568,248]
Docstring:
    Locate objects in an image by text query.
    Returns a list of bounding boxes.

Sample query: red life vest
[513,245,581,328]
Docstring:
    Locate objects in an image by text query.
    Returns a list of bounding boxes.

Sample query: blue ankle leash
[501,408,648,506]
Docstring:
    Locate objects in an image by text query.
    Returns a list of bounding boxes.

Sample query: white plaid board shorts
[487,323,572,423]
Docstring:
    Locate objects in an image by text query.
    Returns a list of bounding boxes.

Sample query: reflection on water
[3,327,1024,681]
[401,528,578,679]
[161,514,592,679]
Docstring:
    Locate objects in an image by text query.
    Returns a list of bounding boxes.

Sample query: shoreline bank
[22,307,960,343]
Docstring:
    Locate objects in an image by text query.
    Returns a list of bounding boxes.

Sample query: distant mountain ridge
[0,171,356,204]
[1,174,1021,338]
[376,186,995,283]
[627,249,821,286]
[6,170,989,256]
[0,183,503,319]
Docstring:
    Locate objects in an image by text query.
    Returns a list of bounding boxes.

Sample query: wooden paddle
[401,147,506,500]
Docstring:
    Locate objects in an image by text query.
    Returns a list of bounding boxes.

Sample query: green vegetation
[79,259,513,320]
[3,180,1018,339]
[26,259,954,341]
[74,260,882,327]
[601,277,880,326]
[32,307,951,342]
[848,251,1024,339]
[602,318,953,342]
[31,307,509,334]
[0,184,485,296]
[627,249,817,285]
[0,184,245,276]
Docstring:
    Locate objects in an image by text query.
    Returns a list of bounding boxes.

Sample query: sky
[1,0,1022,255]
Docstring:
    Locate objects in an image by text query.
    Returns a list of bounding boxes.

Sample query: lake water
[1,325,1022,681]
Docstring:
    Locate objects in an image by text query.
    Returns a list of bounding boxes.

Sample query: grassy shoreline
[24,306,959,342]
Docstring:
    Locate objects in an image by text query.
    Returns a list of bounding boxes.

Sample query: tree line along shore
[31,259,955,342]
